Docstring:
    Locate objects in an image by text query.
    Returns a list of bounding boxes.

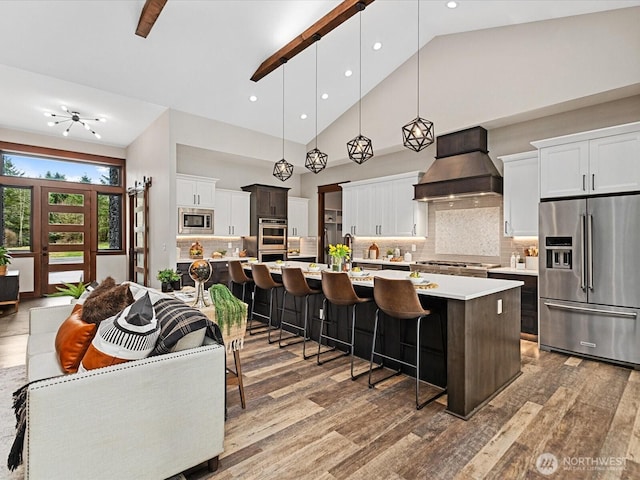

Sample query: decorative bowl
[308,265,321,272]
[408,275,423,285]
[349,270,367,277]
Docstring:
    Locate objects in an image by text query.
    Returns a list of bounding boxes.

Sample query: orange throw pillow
[55,304,97,374]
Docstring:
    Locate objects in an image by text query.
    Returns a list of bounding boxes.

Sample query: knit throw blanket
[208,284,247,349]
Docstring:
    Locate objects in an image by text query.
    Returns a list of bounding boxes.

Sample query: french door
[41,186,93,294]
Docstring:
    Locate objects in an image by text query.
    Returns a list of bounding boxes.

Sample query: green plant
[386,249,394,256]
[0,246,12,266]
[157,268,180,283]
[47,281,86,299]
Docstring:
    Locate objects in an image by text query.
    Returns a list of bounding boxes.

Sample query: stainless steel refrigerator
[539,193,640,368]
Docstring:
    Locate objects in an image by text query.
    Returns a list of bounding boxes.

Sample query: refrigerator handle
[587,214,594,290]
[580,214,586,290]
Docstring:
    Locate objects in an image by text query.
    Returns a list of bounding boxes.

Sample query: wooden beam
[251,0,375,82]
[135,0,168,38]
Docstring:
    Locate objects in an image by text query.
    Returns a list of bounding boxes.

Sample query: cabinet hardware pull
[198,194,200,204]
[592,174,595,191]
[587,214,594,290]
[580,215,586,290]
[193,194,196,204]
[582,174,586,191]
[504,221,508,235]
[544,302,637,318]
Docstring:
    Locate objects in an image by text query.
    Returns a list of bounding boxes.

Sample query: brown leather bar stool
[228,260,253,306]
[319,271,378,380]
[370,276,447,410]
[279,267,322,359]
[249,263,282,343]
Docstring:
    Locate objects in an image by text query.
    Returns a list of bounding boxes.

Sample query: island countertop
[248,261,523,301]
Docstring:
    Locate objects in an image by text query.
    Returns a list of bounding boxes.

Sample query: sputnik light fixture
[273,59,294,182]
[44,105,105,139]
[402,0,434,152]
[305,34,328,174]
[346,1,373,165]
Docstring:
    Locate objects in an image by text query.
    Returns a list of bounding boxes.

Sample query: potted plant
[47,281,87,299]
[0,246,12,276]
[157,269,181,292]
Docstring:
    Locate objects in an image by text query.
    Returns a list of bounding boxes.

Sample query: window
[1,186,32,251]
[1,152,121,186]
[98,193,123,250]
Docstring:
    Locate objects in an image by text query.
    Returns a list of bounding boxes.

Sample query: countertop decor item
[189,241,203,259]
[189,259,212,308]
[328,243,351,271]
[368,242,379,260]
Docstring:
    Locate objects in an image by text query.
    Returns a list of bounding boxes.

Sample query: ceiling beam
[251,0,375,82]
[135,0,168,38]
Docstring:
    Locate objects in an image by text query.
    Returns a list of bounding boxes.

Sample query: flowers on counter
[328,243,351,261]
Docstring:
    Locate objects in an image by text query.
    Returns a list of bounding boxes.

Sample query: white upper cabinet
[288,197,309,237]
[214,189,250,237]
[534,122,640,199]
[500,151,539,237]
[176,174,218,208]
[340,171,427,237]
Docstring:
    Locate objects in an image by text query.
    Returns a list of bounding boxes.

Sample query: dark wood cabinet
[488,271,538,335]
[242,184,289,221]
[176,261,229,290]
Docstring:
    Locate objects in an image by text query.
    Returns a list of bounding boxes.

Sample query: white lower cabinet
[500,151,539,237]
[214,189,250,236]
[341,171,427,237]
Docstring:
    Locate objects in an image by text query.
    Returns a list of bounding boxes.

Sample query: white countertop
[489,267,538,277]
[352,257,413,266]
[177,256,248,263]
[248,261,523,302]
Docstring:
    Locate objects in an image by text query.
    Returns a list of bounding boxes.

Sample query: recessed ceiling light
[321,93,329,100]
[300,113,308,120]
[344,69,353,77]
[249,95,258,102]
[446,1,458,8]
[372,42,382,50]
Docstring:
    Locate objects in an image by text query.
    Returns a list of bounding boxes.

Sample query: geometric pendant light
[305,35,328,174]
[402,0,434,152]
[273,60,294,181]
[347,1,373,164]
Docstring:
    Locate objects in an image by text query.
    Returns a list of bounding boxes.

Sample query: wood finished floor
[2,299,639,479]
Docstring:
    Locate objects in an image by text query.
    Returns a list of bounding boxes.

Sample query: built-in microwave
[178,208,214,235]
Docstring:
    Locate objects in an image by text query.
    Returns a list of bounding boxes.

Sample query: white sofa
[23,302,226,480]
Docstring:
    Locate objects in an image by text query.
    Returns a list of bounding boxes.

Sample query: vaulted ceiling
[0,0,638,157]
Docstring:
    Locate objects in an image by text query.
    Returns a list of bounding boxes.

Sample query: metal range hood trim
[414,127,503,201]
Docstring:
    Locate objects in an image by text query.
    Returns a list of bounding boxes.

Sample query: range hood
[414,126,502,201]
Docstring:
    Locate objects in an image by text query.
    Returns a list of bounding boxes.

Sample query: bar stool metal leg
[368,309,402,388]
[416,314,448,410]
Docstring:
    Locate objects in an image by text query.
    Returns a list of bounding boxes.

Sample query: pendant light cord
[315,41,318,149]
[416,0,420,116]
[282,61,285,158]
[358,7,362,134]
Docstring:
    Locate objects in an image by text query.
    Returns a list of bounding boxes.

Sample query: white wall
[10,257,34,293]
[126,110,172,289]
[315,6,640,164]
[96,255,128,284]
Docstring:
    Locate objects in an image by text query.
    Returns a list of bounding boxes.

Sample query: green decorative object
[208,284,247,335]
[47,281,86,299]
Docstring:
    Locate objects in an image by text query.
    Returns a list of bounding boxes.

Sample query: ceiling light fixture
[447,1,458,9]
[347,2,373,165]
[300,113,308,120]
[273,60,293,182]
[372,41,382,50]
[344,69,353,77]
[249,95,258,102]
[401,0,435,152]
[321,93,329,100]
[305,35,328,174]
[44,105,105,139]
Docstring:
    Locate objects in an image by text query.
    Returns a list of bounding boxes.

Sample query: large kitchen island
[245,262,524,420]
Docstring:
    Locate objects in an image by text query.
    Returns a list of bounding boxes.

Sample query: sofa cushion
[27,332,57,357]
[80,293,160,371]
[81,280,134,326]
[27,351,64,382]
[151,297,214,355]
[54,304,97,373]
